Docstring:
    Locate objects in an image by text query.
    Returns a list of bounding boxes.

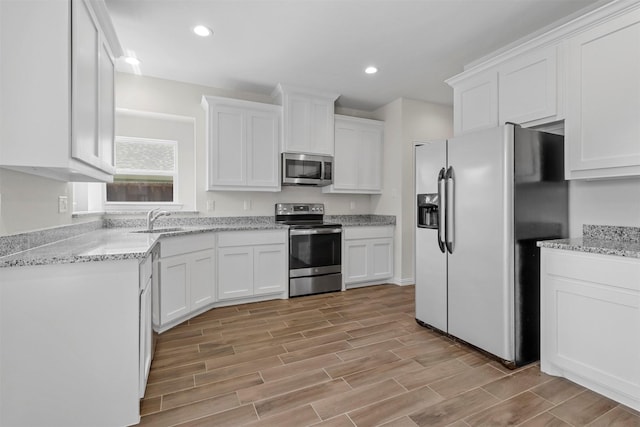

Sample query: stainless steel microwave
[281,153,333,186]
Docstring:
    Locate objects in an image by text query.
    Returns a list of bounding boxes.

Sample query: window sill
[104,202,185,212]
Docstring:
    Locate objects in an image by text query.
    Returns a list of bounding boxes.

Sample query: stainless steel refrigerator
[414,124,569,367]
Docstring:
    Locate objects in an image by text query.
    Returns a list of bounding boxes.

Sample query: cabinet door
[358,127,383,192]
[71,0,100,169]
[453,71,498,135]
[139,276,152,398]
[217,247,253,300]
[159,255,190,324]
[282,91,335,155]
[209,105,246,187]
[286,94,313,153]
[370,239,393,280]
[333,124,360,190]
[189,249,216,311]
[541,250,640,405]
[344,241,369,284]
[499,46,558,125]
[310,98,334,155]
[565,9,640,179]
[246,110,279,189]
[98,37,115,173]
[253,244,287,295]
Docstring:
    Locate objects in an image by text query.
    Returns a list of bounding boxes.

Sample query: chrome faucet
[146,208,170,230]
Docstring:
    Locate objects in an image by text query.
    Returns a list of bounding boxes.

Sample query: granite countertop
[0,214,395,268]
[0,222,287,268]
[537,225,640,259]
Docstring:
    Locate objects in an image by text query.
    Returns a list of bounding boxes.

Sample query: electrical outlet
[206,200,215,211]
[58,196,68,213]
[350,201,356,211]
[243,200,252,211]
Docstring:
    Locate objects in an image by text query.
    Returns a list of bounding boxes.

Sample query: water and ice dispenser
[417,193,439,229]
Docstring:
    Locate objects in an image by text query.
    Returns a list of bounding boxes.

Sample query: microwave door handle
[445,166,455,254]
[437,168,446,253]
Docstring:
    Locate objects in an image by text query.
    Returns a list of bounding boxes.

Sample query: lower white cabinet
[217,230,288,300]
[139,253,153,398]
[540,248,640,411]
[155,234,216,330]
[0,260,140,426]
[343,226,394,287]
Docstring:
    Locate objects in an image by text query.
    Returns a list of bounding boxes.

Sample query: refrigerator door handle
[445,166,455,254]
[437,168,446,253]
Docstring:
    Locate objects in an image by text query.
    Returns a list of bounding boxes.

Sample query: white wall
[0,169,73,235]
[372,98,454,285]
[115,73,373,216]
[569,178,640,237]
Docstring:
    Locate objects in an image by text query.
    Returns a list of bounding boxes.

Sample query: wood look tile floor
[138,285,640,427]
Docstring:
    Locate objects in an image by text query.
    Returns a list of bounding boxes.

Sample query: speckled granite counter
[0,220,287,268]
[327,215,395,227]
[0,214,394,268]
[537,225,640,258]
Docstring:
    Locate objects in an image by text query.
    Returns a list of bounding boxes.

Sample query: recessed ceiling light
[365,66,378,75]
[193,25,212,37]
[124,56,141,66]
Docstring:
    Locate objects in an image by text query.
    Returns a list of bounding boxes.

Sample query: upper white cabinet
[451,70,499,135]
[565,8,640,179]
[448,44,560,135]
[323,115,384,194]
[202,96,281,191]
[0,0,121,182]
[498,46,559,126]
[272,84,339,155]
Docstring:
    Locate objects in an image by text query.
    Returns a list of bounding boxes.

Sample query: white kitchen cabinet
[202,95,281,191]
[0,260,140,426]
[565,8,640,179]
[498,45,559,126]
[450,70,498,135]
[540,248,640,411]
[272,84,340,155]
[217,230,287,301]
[156,234,216,331]
[139,253,153,398]
[323,115,384,194]
[449,44,560,136]
[343,226,394,287]
[0,0,120,182]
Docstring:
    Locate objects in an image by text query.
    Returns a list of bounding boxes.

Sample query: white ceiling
[105,0,605,111]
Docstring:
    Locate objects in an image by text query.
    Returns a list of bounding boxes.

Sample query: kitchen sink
[131,227,185,234]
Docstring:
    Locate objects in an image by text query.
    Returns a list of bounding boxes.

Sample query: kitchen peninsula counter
[537,224,640,258]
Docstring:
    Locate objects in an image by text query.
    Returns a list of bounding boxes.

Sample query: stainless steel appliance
[281,153,333,186]
[275,203,342,297]
[414,123,569,367]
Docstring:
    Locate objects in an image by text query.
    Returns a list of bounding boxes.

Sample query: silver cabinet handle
[289,228,342,236]
[445,166,455,254]
[437,168,446,253]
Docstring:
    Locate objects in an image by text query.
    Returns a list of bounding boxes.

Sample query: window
[106,137,177,203]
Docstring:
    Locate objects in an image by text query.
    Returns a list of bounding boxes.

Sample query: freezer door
[446,126,514,361]
[414,142,448,331]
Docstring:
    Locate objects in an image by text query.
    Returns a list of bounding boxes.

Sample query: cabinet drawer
[160,233,215,258]
[344,226,394,240]
[218,230,286,247]
[544,249,640,291]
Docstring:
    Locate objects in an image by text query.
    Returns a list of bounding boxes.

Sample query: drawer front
[160,233,215,258]
[544,249,640,291]
[218,230,287,247]
[344,225,394,240]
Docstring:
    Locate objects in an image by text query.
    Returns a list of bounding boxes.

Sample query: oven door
[289,228,341,277]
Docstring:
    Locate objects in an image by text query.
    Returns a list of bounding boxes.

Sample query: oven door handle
[289,228,342,236]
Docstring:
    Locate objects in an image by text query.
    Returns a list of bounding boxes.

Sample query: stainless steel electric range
[275,203,342,297]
